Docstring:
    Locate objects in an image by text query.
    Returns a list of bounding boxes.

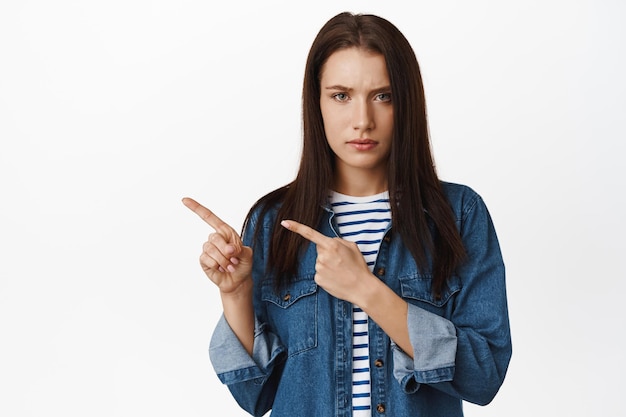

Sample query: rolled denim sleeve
[209,315,285,384]
[392,304,457,393]
[209,315,286,416]
[434,190,511,405]
[206,205,292,415]
[392,186,511,405]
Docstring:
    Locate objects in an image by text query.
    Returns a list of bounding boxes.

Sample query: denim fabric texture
[209,182,512,417]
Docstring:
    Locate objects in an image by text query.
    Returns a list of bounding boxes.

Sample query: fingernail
[218,266,225,273]
[227,265,236,273]
[230,257,239,265]
[280,220,290,229]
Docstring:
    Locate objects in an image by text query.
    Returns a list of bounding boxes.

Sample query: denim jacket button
[383,235,391,243]
[376,267,385,276]
[283,293,291,302]
[376,403,385,413]
[374,359,384,367]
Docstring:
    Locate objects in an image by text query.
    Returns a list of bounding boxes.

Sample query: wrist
[220,277,253,300]
[355,272,382,310]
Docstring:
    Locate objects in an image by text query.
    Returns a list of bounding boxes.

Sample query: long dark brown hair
[243,12,465,298]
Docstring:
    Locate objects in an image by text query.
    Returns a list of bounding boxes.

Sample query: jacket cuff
[209,315,285,385]
[392,304,457,391]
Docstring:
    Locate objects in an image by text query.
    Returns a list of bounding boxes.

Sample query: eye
[375,92,392,102]
[332,92,349,102]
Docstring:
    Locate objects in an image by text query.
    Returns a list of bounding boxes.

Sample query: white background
[1,1,624,416]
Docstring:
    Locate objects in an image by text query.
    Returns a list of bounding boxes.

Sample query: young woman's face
[319,47,394,182]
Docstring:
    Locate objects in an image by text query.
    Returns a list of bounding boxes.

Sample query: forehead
[320,47,389,85]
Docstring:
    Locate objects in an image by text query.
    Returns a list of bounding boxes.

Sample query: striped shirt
[329,190,391,417]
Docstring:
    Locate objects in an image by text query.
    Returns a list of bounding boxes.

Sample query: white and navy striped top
[329,190,392,417]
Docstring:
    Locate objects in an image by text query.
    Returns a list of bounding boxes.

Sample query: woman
[183,11,511,417]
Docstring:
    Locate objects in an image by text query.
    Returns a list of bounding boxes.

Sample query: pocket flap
[261,278,317,308]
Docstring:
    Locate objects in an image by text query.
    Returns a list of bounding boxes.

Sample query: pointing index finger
[281,219,330,246]
[182,197,227,230]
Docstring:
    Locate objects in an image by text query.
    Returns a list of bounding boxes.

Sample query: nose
[352,99,374,133]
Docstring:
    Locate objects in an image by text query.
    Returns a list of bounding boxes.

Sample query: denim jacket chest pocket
[398,273,462,313]
[261,277,318,356]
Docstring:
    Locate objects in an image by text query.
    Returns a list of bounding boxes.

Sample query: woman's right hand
[182,197,253,294]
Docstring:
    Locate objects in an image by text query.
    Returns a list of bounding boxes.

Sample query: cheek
[321,109,343,136]
[380,111,394,134]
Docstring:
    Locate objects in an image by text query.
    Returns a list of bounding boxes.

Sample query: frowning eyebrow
[324,84,391,92]
[325,84,351,91]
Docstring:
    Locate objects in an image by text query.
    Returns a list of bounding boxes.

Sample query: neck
[333,166,388,196]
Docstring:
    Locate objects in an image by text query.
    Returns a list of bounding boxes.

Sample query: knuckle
[217,224,233,237]
[200,252,219,269]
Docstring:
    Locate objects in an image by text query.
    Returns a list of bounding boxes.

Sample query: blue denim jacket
[209,182,512,416]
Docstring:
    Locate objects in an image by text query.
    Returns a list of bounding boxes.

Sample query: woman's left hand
[281,219,374,305]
